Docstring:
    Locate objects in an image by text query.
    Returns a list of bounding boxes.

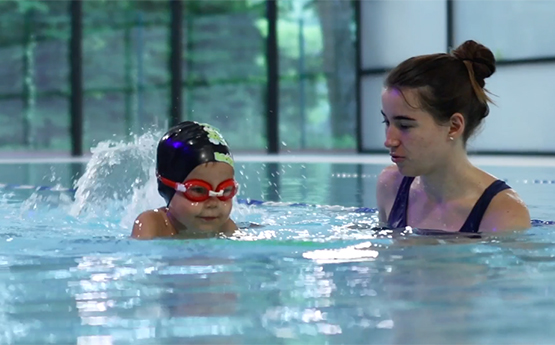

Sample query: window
[83,1,170,149]
[182,1,267,151]
[454,0,555,60]
[360,73,387,151]
[360,0,447,69]
[0,1,71,152]
[278,0,357,151]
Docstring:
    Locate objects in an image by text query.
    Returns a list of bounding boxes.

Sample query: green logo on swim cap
[199,123,228,146]
[215,152,234,168]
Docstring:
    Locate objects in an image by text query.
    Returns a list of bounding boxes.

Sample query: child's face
[168,162,235,233]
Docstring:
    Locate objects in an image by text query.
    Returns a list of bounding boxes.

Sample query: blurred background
[0,0,553,157]
[0,0,356,156]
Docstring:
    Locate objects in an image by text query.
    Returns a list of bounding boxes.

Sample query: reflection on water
[2,227,555,344]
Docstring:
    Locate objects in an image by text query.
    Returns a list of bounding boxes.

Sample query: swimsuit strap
[459,180,511,233]
[387,176,415,228]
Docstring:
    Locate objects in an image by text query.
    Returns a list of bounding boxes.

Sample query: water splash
[119,170,164,229]
[68,131,163,223]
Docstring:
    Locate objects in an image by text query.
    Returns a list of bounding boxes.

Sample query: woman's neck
[418,149,477,203]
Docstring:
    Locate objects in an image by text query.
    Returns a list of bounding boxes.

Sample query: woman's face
[381,87,453,176]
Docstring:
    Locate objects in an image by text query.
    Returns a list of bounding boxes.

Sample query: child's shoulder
[131,208,173,239]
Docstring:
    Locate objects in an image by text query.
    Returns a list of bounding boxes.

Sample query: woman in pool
[377,39,531,233]
[132,121,238,239]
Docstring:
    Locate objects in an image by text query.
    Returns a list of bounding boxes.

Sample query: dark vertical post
[298,16,306,149]
[69,0,83,156]
[356,164,363,207]
[354,0,362,153]
[22,9,35,148]
[124,11,133,138]
[446,0,454,51]
[266,0,279,153]
[169,0,183,127]
[185,10,194,121]
[266,162,281,201]
[136,11,145,128]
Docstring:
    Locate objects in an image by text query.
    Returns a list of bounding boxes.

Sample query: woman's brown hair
[385,40,496,142]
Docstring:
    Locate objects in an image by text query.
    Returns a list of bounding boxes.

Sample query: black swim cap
[156,121,234,205]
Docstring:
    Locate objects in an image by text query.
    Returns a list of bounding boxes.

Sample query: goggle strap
[157,173,187,192]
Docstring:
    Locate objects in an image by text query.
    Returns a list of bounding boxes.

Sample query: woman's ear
[448,113,465,140]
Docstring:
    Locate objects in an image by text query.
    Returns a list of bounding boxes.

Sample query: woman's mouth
[390,154,405,163]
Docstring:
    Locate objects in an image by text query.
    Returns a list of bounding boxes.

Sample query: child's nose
[204,196,219,208]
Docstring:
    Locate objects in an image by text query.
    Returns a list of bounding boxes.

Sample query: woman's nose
[384,127,400,148]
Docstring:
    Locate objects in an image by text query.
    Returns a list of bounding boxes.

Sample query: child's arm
[131,210,165,239]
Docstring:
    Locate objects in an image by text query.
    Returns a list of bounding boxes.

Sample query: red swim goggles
[157,174,239,202]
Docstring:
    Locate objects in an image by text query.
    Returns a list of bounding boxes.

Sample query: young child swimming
[131,121,238,239]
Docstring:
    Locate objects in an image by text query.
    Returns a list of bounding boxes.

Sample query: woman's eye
[397,122,413,130]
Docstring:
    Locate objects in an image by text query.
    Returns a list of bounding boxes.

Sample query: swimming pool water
[1,153,555,344]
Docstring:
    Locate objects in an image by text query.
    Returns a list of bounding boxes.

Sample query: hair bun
[452,40,496,84]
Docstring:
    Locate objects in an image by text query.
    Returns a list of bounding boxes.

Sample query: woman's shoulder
[376,164,406,222]
[480,185,531,232]
[377,164,405,196]
[475,171,531,232]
